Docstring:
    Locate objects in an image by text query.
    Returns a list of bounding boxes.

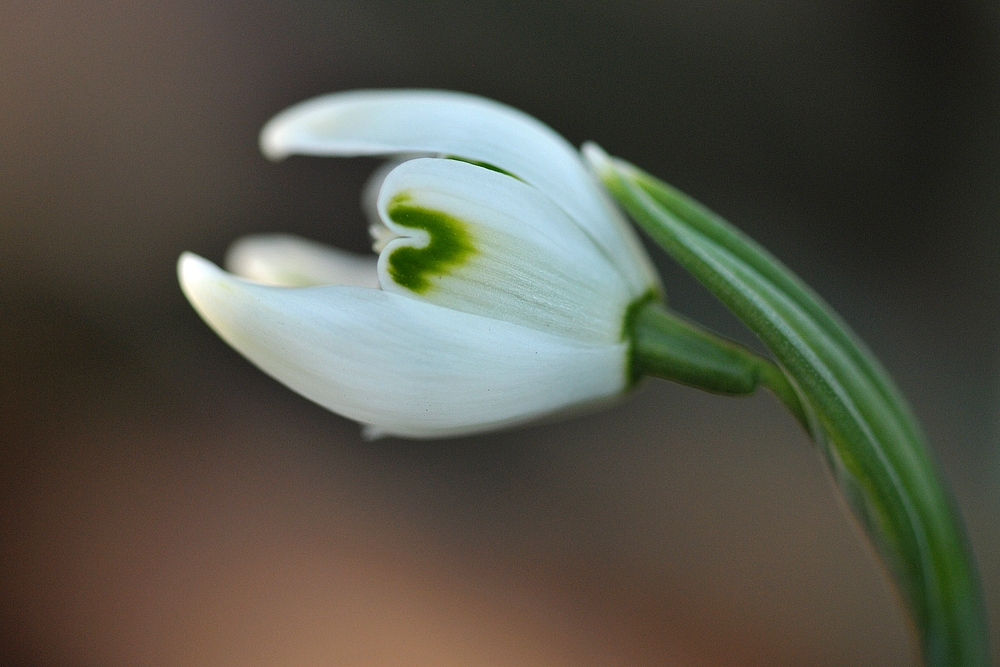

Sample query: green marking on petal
[444,156,522,181]
[386,192,476,294]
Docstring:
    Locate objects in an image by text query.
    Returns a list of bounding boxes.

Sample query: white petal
[225,234,379,288]
[375,158,634,343]
[178,253,628,439]
[259,89,660,295]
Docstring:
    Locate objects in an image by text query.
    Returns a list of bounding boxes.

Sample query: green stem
[632,300,810,429]
[595,147,989,666]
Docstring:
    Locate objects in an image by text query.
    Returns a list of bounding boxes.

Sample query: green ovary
[386,193,475,293]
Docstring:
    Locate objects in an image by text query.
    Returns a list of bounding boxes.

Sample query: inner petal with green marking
[374,157,637,344]
[384,192,476,294]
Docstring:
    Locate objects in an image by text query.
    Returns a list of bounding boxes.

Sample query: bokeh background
[2,1,999,665]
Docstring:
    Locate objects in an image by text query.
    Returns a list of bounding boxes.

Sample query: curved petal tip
[178,252,230,324]
[177,251,216,297]
[580,141,611,173]
[259,116,292,162]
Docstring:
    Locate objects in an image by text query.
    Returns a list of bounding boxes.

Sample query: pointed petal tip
[361,424,386,441]
[177,252,239,328]
[581,141,612,174]
[177,251,217,293]
[259,120,291,161]
[582,142,637,181]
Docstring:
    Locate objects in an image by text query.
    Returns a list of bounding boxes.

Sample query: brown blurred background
[2,1,999,665]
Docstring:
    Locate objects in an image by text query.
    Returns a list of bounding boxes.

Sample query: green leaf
[587,144,989,666]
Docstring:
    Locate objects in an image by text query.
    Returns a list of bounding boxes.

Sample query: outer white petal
[375,158,634,343]
[178,253,629,439]
[226,234,379,287]
[259,89,659,296]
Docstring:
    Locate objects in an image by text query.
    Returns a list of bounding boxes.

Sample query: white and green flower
[178,89,991,663]
[179,90,660,438]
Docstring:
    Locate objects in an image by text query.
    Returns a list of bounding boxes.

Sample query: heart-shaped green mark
[385,192,476,294]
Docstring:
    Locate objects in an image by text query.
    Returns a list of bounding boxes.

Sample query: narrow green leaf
[587,144,988,666]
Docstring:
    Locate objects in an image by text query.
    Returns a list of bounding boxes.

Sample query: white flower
[178,90,660,438]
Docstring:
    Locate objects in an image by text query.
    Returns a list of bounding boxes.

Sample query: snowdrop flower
[178,90,661,438]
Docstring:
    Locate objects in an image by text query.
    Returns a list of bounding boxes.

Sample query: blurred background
[2,1,999,665]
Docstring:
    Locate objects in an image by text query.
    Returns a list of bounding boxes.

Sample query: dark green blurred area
[2,1,999,665]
